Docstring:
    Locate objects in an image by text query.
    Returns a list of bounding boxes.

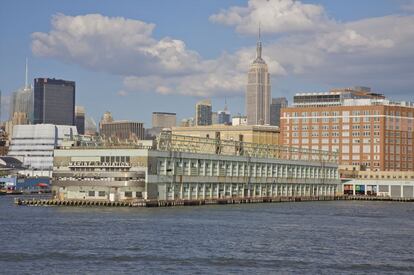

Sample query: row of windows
[288,117,381,124]
[158,159,338,179]
[100,156,131,163]
[289,110,382,117]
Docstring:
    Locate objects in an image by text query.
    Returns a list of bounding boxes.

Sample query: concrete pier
[15,195,343,208]
[14,195,414,208]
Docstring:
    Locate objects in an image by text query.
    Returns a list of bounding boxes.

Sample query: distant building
[10,59,33,122]
[10,89,33,122]
[99,111,114,132]
[100,121,145,140]
[232,115,248,126]
[172,124,279,146]
[195,99,212,126]
[7,124,78,176]
[281,87,414,172]
[5,112,29,140]
[179,117,195,127]
[0,129,8,156]
[75,106,85,135]
[34,78,75,126]
[246,31,271,125]
[85,115,98,136]
[270,97,288,126]
[217,110,231,125]
[211,112,218,125]
[152,112,176,128]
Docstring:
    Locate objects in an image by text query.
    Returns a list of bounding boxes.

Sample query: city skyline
[1,0,414,126]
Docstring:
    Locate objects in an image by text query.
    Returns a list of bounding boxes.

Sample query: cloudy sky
[1,0,414,125]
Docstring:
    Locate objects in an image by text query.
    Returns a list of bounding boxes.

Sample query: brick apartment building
[280,87,414,172]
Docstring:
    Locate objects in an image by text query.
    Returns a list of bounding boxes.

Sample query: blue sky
[1,0,414,126]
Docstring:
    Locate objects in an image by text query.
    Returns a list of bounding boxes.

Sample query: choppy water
[1,196,413,274]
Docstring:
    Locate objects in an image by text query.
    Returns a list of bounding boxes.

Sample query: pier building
[51,132,340,203]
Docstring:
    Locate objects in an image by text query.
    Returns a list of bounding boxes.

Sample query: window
[125,191,133,198]
[88,191,95,197]
[98,191,106,197]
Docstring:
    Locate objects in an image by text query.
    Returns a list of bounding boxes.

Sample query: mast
[25,57,29,89]
[256,23,262,59]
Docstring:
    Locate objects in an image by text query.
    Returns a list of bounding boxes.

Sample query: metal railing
[157,132,338,164]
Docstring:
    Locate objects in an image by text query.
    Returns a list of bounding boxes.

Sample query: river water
[1,196,413,274]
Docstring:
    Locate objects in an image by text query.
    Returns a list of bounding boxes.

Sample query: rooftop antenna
[256,22,262,59]
[258,21,261,42]
[25,57,29,89]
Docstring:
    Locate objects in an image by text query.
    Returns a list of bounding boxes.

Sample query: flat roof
[152,112,176,115]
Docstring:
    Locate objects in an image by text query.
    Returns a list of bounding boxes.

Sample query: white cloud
[209,0,333,34]
[32,10,414,99]
[117,90,128,97]
[32,13,202,77]
[32,13,262,97]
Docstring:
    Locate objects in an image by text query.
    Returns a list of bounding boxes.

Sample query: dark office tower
[75,106,85,135]
[270,97,288,126]
[34,78,75,125]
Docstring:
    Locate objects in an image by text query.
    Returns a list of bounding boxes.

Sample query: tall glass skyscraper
[246,30,271,125]
[270,97,288,126]
[10,59,33,122]
[34,78,75,125]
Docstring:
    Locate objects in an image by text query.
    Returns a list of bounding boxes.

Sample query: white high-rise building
[246,29,271,125]
[7,124,78,176]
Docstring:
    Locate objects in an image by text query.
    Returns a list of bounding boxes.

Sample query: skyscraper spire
[256,23,262,59]
[246,21,271,125]
[25,57,29,89]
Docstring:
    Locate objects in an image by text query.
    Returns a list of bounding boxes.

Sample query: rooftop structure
[100,120,145,141]
[293,86,386,107]
[172,124,280,146]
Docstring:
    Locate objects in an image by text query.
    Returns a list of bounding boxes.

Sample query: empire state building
[245,32,271,125]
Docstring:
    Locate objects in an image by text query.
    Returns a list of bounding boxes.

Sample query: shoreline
[13,195,414,208]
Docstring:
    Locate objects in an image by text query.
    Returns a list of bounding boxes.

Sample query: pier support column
[172,184,175,200]
[353,184,356,196]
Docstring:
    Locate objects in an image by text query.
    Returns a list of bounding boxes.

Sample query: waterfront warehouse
[51,132,340,203]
